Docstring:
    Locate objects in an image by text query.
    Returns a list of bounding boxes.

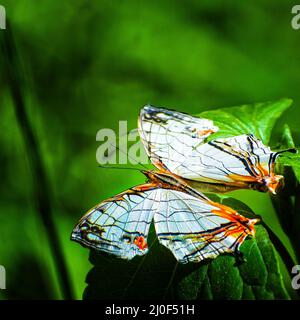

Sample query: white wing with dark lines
[153,189,257,263]
[138,106,288,194]
[138,105,218,169]
[71,183,257,262]
[169,134,287,193]
[71,184,161,260]
[174,134,271,180]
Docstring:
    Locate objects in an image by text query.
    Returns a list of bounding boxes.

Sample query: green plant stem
[1,23,73,299]
[261,221,296,272]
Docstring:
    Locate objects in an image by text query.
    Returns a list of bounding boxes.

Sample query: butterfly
[71,105,290,263]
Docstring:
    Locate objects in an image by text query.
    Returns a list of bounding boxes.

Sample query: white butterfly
[71,105,289,263]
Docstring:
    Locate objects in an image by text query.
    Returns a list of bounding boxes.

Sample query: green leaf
[84,226,182,300]
[254,225,289,299]
[271,124,300,264]
[278,124,300,182]
[281,124,296,149]
[177,265,208,300]
[198,98,292,144]
[208,255,243,299]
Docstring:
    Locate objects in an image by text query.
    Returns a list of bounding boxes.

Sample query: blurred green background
[0,0,300,299]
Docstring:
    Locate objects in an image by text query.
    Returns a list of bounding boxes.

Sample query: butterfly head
[261,175,284,194]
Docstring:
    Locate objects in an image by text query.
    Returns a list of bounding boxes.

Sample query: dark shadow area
[84,225,205,300]
[4,253,54,300]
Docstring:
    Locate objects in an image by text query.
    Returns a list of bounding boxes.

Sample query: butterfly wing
[138,104,218,169]
[154,188,257,263]
[171,134,288,193]
[71,184,161,260]
[139,106,287,194]
[72,180,257,262]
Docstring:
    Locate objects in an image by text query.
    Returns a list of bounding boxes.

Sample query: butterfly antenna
[104,129,138,159]
[101,142,149,170]
[275,148,297,155]
[97,126,149,170]
[271,148,297,164]
[98,165,142,172]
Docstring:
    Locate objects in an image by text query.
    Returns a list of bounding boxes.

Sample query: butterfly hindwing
[153,188,257,263]
[175,134,273,181]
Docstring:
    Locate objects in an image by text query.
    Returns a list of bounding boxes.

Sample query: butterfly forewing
[71,184,160,260]
[138,105,218,169]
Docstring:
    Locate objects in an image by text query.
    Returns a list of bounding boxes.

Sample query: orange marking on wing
[227,173,259,183]
[185,221,255,246]
[134,236,148,250]
[210,202,258,237]
[133,182,160,192]
[151,159,169,172]
[197,128,216,137]
[227,162,268,183]
[255,163,269,176]
[181,201,258,246]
